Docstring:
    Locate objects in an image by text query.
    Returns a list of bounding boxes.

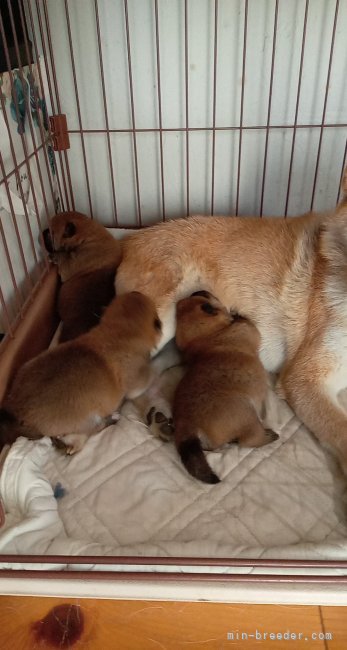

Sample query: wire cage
[1,0,347,347]
[1,0,347,582]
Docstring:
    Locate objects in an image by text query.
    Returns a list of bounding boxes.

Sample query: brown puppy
[0,292,161,454]
[173,292,278,484]
[43,211,122,342]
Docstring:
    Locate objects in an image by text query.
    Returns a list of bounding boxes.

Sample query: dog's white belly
[324,326,347,409]
[258,325,287,373]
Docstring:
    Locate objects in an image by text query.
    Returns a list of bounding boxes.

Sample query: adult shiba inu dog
[173,292,278,484]
[115,169,347,474]
[43,211,122,342]
[0,292,161,454]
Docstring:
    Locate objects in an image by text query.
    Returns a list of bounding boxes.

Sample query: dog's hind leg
[281,351,347,475]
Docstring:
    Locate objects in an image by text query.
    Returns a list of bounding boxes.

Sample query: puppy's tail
[0,408,39,450]
[177,436,220,484]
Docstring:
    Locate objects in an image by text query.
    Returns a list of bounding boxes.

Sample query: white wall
[1,1,347,334]
[33,0,347,226]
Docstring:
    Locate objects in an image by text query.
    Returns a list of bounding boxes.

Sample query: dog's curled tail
[0,408,35,450]
[177,436,220,484]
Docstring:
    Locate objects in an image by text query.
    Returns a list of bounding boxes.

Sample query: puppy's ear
[201,303,218,315]
[191,290,211,299]
[63,221,76,239]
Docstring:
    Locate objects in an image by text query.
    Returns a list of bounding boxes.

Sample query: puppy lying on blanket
[0,292,161,454]
[172,292,278,483]
[43,211,121,342]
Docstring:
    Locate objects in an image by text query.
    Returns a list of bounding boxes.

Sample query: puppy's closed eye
[230,310,247,322]
[63,221,76,239]
[201,303,218,315]
[154,317,162,331]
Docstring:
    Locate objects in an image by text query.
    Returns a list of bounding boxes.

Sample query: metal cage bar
[31,0,70,211]
[123,0,142,226]
[6,0,50,269]
[0,151,33,297]
[63,0,93,218]
[284,0,310,217]
[337,137,347,204]
[18,0,58,211]
[0,199,23,312]
[0,0,64,344]
[94,0,118,226]
[40,0,74,210]
[154,0,166,221]
[184,0,190,217]
[235,0,248,217]
[310,0,340,211]
[259,0,279,217]
[0,10,40,274]
[210,0,218,216]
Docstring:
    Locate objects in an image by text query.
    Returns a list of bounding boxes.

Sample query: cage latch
[49,114,70,152]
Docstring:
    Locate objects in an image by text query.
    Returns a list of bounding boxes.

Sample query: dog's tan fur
[114,169,347,473]
[44,211,122,342]
[0,292,161,454]
[173,293,277,483]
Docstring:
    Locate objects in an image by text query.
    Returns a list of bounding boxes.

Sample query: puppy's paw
[265,429,279,443]
[48,252,58,264]
[103,412,121,428]
[146,406,175,442]
[51,437,68,453]
[57,433,88,455]
[51,437,79,456]
[65,445,78,456]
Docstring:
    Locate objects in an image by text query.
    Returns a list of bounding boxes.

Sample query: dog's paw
[146,406,175,442]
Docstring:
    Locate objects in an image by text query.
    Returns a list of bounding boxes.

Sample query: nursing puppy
[115,168,347,475]
[173,293,277,483]
[0,292,161,454]
[43,211,121,342]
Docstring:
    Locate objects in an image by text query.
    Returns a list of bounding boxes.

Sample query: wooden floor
[0,597,346,649]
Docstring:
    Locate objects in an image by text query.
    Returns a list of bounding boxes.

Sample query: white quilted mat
[1,374,347,563]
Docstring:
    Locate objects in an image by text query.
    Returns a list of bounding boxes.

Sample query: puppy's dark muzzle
[42,228,54,253]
